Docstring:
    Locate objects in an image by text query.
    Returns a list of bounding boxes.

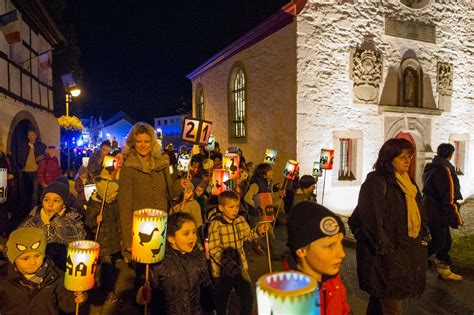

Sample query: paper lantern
[312,161,322,177]
[102,155,117,171]
[254,192,274,223]
[84,184,96,202]
[177,155,190,172]
[64,240,100,292]
[264,149,278,164]
[205,135,215,151]
[223,153,239,180]
[320,149,335,170]
[211,169,230,195]
[227,146,239,154]
[132,209,168,264]
[256,271,319,315]
[283,160,299,180]
[82,157,90,167]
[0,168,7,203]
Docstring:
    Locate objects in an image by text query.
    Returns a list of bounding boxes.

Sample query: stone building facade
[188,0,474,215]
[0,0,63,162]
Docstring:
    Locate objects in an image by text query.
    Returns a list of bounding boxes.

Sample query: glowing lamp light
[320,149,335,170]
[64,240,100,292]
[82,157,90,167]
[132,209,168,264]
[256,271,319,315]
[264,148,278,164]
[0,168,7,203]
[283,160,299,180]
[211,169,230,195]
[84,184,96,202]
[70,88,81,97]
[312,161,322,177]
[223,153,239,180]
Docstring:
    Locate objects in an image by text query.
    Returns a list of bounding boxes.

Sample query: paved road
[83,220,474,315]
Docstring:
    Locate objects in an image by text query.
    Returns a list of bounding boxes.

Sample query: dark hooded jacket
[422,155,463,229]
[348,171,428,299]
[0,259,77,315]
[138,246,214,315]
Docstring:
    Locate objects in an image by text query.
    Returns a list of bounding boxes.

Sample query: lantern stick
[95,179,110,242]
[321,169,327,205]
[144,264,150,315]
[265,230,272,273]
[75,300,79,315]
[272,179,288,229]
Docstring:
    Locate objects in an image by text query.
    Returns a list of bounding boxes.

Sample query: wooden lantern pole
[321,169,327,205]
[272,179,288,230]
[95,179,110,242]
[144,264,150,315]
[265,230,272,273]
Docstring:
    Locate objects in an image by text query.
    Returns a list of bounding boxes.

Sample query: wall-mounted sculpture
[437,62,453,96]
[351,49,382,104]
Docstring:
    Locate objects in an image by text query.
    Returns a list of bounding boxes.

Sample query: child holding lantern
[0,227,86,314]
[135,212,214,314]
[285,201,350,314]
[209,190,269,315]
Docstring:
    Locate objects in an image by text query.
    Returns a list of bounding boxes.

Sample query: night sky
[66,0,288,123]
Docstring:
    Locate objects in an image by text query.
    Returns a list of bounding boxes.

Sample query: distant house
[0,0,64,162]
[154,114,187,148]
[93,111,135,148]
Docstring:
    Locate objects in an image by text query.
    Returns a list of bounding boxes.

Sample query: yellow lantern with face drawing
[223,153,239,180]
[132,209,168,264]
[64,240,100,292]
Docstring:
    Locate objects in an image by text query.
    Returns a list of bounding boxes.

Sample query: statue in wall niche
[403,69,417,106]
[398,57,423,108]
[351,49,382,104]
[437,62,453,96]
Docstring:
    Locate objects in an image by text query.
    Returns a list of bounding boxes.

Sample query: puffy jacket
[37,155,62,186]
[348,171,428,299]
[139,246,214,315]
[0,259,77,315]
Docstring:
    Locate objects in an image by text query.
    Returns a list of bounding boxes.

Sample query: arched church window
[196,86,204,119]
[230,67,246,138]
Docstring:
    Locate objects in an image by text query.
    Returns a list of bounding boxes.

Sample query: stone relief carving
[351,49,382,104]
[437,62,453,96]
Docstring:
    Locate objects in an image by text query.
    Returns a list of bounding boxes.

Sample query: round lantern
[223,153,239,180]
[283,160,299,180]
[264,149,278,165]
[256,271,319,315]
[64,240,100,292]
[82,157,90,167]
[132,209,168,264]
[211,169,230,195]
[0,168,7,203]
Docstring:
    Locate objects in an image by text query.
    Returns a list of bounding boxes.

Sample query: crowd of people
[0,122,465,315]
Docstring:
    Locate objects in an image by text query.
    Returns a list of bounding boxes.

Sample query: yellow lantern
[264,148,278,164]
[223,153,239,180]
[132,209,168,264]
[256,271,319,315]
[283,160,299,180]
[0,168,7,203]
[211,169,230,195]
[83,184,96,202]
[102,155,116,171]
[64,240,100,292]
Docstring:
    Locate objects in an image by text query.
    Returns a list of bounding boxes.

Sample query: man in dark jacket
[422,143,463,281]
[17,129,46,209]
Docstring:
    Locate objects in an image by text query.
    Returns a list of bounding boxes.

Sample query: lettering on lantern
[66,255,98,277]
[181,117,213,145]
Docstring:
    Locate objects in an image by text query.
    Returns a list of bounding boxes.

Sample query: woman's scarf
[394,172,421,238]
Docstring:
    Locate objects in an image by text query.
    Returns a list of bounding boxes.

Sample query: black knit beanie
[287,201,345,252]
[299,175,316,189]
[41,182,69,203]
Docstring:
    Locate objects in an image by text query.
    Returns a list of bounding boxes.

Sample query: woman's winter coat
[119,151,182,250]
[0,259,77,314]
[348,171,429,299]
[139,246,214,315]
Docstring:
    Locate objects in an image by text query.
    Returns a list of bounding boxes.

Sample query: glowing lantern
[264,148,278,164]
[82,157,89,167]
[84,184,96,202]
[283,160,299,180]
[320,149,335,170]
[205,135,215,151]
[256,271,319,315]
[227,146,239,153]
[312,161,322,177]
[132,209,168,264]
[223,153,239,180]
[254,192,274,223]
[177,155,190,172]
[211,169,230,195]
[102,155,117,171]
[0,168,7,203]
[64,240,100,292]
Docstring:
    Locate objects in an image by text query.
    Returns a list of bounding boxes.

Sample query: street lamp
[65,87,81,117]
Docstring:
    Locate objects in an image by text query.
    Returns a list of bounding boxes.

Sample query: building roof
[101,111,136,128]
[13,0,65,46]
[186,0,307,80]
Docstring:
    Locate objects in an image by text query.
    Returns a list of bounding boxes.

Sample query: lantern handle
[95,179,110,242]
[272,179,288,229]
